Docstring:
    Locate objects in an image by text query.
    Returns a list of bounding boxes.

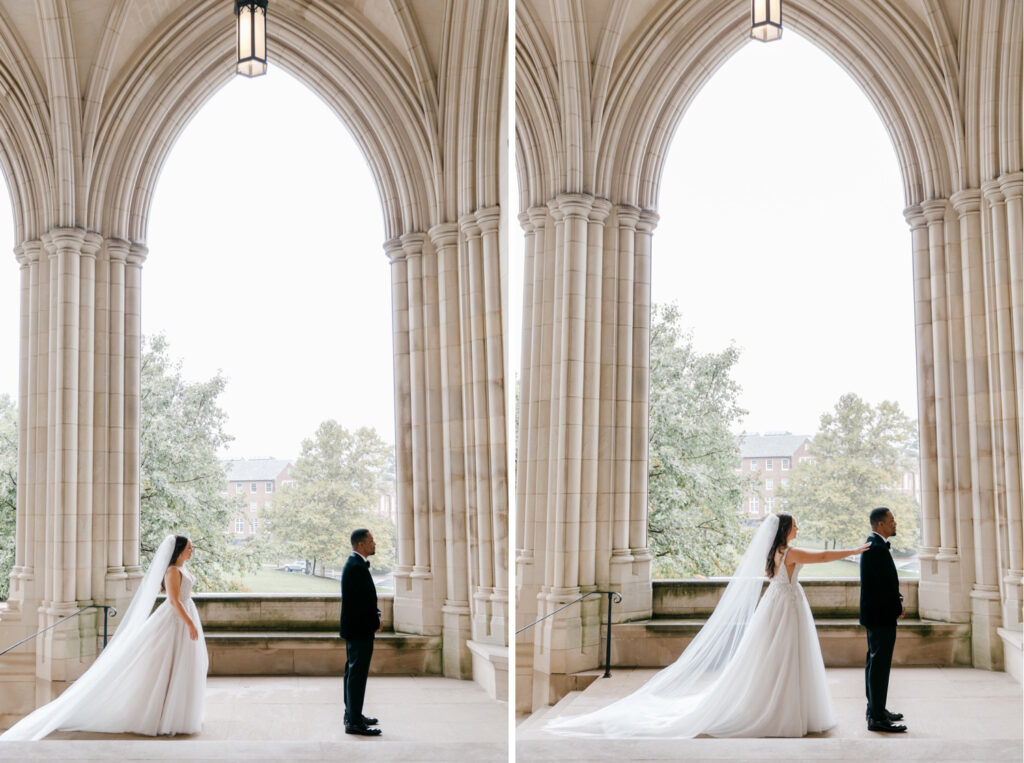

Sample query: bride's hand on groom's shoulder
[856,542,871,554]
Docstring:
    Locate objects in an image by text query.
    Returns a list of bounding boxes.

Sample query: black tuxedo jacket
[859,533,904,627]
[340,552,379,640]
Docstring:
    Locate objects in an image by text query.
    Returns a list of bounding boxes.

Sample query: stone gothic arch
[515,0,1021,711]
[0,0,508,718]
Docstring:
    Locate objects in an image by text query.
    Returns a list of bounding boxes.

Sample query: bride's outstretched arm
[164,568,200,641]
[786,543,871,565]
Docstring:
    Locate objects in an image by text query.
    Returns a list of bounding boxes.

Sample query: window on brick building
[266,481,274,493]
[750,496,759,513]
[235,483,243,494]
[765,479,773,491]
[782,458,790,470]
[235,517,244,533]
[765,459,773,470]
[250,482,258,493]
[750,460,758,470]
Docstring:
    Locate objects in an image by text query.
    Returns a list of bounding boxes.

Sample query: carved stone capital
[902,204,927,230]
[551,192,594,221]
[14,239,43,266]
[615,204,641,230]
[383,237,406,263]
[636,209,659,234]
[428,222,459,250]
[920,198,948,224]
[105,238,130,263]
[981,178,1005,205]
[588,197,612,224]
[400,232,426,258]
[458,212,481,240]
[998,171,1023,201]
[475,205,501,234]
[950,189,983,216]
[127,243,148,266]
[41,226,86,256]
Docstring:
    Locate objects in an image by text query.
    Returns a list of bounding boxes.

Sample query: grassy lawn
[236,567,340,593]
[803,558,918,579]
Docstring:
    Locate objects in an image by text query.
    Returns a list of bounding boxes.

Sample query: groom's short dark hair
[351,528,371,548]
[869,507,891,527]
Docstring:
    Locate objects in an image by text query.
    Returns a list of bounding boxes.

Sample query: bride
[1,534,208,740]
[547,512,869,738]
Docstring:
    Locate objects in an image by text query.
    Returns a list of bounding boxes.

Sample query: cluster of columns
[907,170,1023,669]
[0,228,148,712]
[386,206,509,678]
[515,192,659,709]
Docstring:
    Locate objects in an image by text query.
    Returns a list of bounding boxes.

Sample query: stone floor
[516,667,1023,761]
[0,676,509,762]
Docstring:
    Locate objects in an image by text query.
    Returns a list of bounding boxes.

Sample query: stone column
[952,189,1004,667]
[906,207,941,566]
[516,193,656,712]
[997,172,1023,631]
[431,222,472,678]
[37,228,86,684]
[476,206,508,642]
[984,177,1023,637]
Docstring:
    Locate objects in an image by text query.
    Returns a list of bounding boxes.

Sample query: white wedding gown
[1,538,208,740]
[547,518,835,738]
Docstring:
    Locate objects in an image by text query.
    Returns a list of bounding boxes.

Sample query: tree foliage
[140,335,255,589]
[0,395,16,599]
[779,394,920,552]
[648,304,752,577]
[260,420,395,574]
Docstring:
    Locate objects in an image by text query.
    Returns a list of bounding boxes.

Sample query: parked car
[281,561,306,573]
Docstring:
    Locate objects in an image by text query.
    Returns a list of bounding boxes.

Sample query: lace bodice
[769,548,803,586]
[169,566,195,602]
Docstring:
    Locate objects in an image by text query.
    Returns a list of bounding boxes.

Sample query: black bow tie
[885,541,891,549]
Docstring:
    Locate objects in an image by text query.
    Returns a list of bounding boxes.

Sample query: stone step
[517,690,584,733]
[204,631,441,676]
[608,618,972,668]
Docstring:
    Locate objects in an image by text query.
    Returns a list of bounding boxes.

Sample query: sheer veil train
[546,514,797,737]
[1,534,182,741]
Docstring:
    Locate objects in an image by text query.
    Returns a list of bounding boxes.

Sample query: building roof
[223,458,291,482]
[739,433,810,459]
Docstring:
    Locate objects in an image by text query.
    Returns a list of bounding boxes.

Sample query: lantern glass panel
[238,6,252,60]
[254,7,266,59]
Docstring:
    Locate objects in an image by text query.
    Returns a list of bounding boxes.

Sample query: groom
[340,528,383,736]
[860,507,907,733]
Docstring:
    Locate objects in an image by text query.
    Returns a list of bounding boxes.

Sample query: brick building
[740,431,921,519]
[739,432,812,518]
[223,458,292,540]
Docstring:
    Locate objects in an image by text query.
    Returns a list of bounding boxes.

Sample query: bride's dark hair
[160,535,190,592]
[765,513,794,579]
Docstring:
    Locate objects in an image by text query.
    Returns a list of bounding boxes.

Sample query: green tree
[0,394,16,599]
[779,394,920,552]
[648,304,751,577]
[140,335,255,589]
[261,421,395,574]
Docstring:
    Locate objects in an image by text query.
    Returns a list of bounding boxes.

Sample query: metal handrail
[0,604,118,658]
[517,590,622,678]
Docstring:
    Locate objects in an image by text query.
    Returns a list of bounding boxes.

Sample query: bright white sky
[0,28,918,460]
[511,30,918,439]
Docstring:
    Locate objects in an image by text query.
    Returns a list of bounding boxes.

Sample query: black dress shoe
[867,718,907,733]
[866,708,905,722]
[361,715,379,726]
[345,724,382,736]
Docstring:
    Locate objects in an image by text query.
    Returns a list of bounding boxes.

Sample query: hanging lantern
[235,0,268,77]
[751,0,782,42]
